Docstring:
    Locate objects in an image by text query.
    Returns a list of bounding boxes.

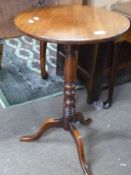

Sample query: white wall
[92,0,131,9]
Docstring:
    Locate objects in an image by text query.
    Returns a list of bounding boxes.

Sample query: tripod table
[15,5,130,175]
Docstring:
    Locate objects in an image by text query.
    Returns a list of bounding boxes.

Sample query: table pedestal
[20,45,92,175]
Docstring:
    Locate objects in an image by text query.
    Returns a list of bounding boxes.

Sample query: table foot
[20,118,63,142]
[75,112,92,125]
[20,44,92,174]
[103,100,112,109]
[70,124,92,175]
[20,115,92,175]
[41,72,49,79]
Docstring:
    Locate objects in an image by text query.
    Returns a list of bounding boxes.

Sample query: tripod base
[20,112,92,175]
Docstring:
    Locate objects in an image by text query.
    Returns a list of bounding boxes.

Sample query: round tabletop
[15,5,130,44]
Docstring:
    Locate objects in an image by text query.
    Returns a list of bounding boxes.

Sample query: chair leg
[0,43,3,69]
[87,44,100,104]
[103,42,121,109]
[40,40,48,79]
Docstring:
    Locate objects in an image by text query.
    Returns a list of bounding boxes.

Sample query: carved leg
[74,112,92,125]
[70,124,92,175]
[103,42,121,109]
[20,118,63,142]
[40,40,48,79]
[0,43,3,69]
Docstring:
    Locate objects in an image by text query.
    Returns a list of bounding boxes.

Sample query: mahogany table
[15,5,130,175]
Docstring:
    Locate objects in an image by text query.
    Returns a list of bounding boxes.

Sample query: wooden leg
[74,112,92,125]
[70,124,92,175]
[87,44,99,104]
[40,40,48,79]
[20,118,63,142]
[63,44,77,130]
[103,42,121,109]
[0,43,3,69]
[20,44,92,175]
[63,45,92,175]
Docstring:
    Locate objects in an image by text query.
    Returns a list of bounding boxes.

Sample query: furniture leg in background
[104,1,131,108]
[0,39,48,79]
[40,40,48,79]
[0,43,3,69]
[87,44,100,104]
[103,41,122,109]
[78,43,110,105]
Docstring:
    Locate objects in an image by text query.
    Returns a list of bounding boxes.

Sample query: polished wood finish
[15,5,130,175]
[63,45,77,130]
[57,43,103,104]
[69,124,92,175]
[20,45,92,175]
[15,5,130,44]
[21,119,91,175]
[32,0,84,79]
[20,118,63,141]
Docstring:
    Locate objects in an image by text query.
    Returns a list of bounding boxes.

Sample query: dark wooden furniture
[104,2,131,108]
[15,5,129,175]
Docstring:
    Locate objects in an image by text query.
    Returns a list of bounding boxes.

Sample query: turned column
[63,45,77,130]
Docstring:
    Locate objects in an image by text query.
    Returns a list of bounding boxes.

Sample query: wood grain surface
[15,5,130,44]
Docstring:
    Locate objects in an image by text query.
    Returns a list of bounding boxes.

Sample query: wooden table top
[112,2,131,20]
[15,5,130,44]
